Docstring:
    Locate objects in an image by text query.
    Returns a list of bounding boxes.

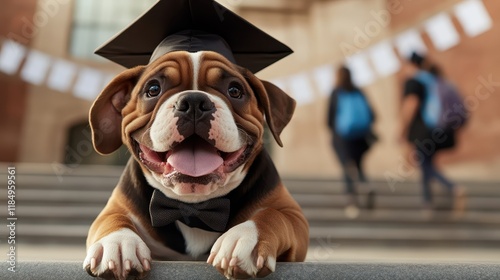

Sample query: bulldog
[83,50,309,279]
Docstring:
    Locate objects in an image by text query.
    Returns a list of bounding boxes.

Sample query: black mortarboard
[95,0,293,73]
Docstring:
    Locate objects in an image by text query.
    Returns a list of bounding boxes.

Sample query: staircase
[1,163,499,247]
[288,180,500,247]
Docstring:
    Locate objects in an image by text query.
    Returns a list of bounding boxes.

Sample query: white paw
[207,221,276,279]
[83,228,151,280]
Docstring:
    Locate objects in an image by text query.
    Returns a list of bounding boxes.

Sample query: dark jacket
[403,77,455,152]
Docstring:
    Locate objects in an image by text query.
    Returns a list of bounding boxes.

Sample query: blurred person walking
[399,52,467,217]
[327,65,377,219]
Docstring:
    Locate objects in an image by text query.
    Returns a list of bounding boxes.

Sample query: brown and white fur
[83,51,309,279]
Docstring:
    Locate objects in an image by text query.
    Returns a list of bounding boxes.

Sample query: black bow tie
[149,190,231,232]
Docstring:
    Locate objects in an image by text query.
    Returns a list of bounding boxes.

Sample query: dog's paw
[207,221,276,279]
[83,228,151,280]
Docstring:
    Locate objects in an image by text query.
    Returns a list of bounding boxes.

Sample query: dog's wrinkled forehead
[134,51,248,104]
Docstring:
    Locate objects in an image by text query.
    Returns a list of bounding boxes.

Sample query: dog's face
[89,51,295,203]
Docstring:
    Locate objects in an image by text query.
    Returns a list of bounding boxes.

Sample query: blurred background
[1,0,499,264]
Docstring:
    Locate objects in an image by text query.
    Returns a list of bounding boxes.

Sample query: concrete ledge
[2,261,500,279]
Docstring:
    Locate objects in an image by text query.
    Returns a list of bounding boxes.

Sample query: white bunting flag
[312,64,335,97]
[0,40,27,75]
[270,78,288,93]
[73,68,104,100]
[454,0,492,37]
[394,29,427,58]
[47,59,77,92]
[100,72,117,91]
[345,52,375,87]
[424,13,460,51]
[369,40,401,77]
[20,50,52,85]
[288,73,314,105]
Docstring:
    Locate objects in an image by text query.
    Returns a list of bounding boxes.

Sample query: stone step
[309,226,500,243]
[293,194,500,211]
[284,180,500,196]
[9,174,119,190]
[303,209,500,225]
[0,205,100,224]
[0,189,112,205]
[2,188,498,212]
[4,222,500,245]
[2,164,499,196]
[3,206,500,227]
[8,176,500,197]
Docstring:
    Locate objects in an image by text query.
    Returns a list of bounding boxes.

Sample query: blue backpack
[414,71,441,129]
[335,89,373,140]
[414,71,467,130]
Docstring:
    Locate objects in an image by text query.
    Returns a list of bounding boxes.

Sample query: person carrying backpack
[327,65,377,218]
[399,52,467,217]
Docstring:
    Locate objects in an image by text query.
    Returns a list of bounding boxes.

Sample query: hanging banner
[394,28,427,58]
[288,73,315,105]
[47,59,78,92]
[424,13,460,51]
[345,52,375,87]
[454,0,492,37]
[270,78,288,93]
[0,40,27,75]
[20,50,52,86]
[312,64,335,97]
[369,40,401,77]
[73,67,104,100]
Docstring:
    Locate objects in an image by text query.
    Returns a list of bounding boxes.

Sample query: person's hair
[428,64,442,78]
[336,65,355,91]
[409,52,426,69]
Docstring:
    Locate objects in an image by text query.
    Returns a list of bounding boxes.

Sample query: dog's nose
[175,92,215,121]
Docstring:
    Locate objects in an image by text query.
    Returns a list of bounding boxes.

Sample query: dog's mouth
[136,135,250,178]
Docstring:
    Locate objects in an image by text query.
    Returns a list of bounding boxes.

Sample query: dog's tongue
[167,137,223,177]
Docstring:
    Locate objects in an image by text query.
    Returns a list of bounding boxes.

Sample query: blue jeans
[418,148,455,203]
[333,138,367,195]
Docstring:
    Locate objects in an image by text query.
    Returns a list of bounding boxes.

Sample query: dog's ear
[89,66,144,154]
[243,69,296,147]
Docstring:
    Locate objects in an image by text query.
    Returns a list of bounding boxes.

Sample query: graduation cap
[95,0,293,73]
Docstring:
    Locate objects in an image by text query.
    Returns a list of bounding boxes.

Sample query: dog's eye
[227,85,243,99]
[145,82,161,98]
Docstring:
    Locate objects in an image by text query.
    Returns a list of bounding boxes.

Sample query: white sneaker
[344,205,360,219]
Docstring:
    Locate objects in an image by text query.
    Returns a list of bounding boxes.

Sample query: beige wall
[19,0,121,164]
[240,0,403,180]
[16,0,500,181]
